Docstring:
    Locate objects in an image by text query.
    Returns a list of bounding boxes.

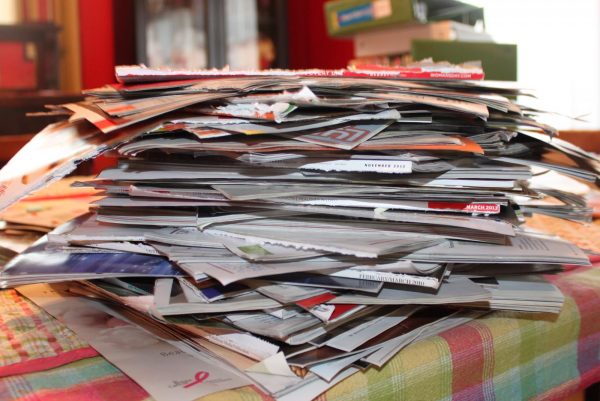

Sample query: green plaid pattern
[0,290,89,367]
[0,266,599,401]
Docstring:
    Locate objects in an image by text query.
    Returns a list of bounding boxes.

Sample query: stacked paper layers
[0,63,598,400]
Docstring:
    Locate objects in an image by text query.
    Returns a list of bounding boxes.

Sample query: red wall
[287,0,354,69]
[78,0,121,172]
[78,0,353,83]
[78,0,116,89]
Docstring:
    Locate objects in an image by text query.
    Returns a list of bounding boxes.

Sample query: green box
[325,0,416,37]
[411,40,517,81]
[324,0,483,37]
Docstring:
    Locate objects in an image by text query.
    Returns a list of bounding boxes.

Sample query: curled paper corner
[245,351,296,377]
[373,207,389,219]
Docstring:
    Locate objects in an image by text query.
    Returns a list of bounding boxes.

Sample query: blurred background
[0,0,598,162]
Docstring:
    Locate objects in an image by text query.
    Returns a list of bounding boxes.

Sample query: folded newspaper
[0,62,596,400]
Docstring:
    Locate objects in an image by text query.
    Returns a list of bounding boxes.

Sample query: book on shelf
[354,20,493,58]
[324,0,483,37]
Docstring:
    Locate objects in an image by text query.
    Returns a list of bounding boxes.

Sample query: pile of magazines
[0,61,597,400]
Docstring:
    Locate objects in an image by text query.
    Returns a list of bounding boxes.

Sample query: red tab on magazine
[296,293,337,310]
[428,202,501,214]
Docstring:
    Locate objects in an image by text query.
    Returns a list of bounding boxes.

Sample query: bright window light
[465,0,600,130]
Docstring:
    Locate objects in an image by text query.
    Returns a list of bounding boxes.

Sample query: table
[0,215,599,401]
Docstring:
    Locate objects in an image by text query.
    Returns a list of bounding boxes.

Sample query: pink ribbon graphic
[183,371,210,388]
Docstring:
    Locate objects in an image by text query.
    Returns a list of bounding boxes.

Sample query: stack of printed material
[0,176,101,235]
[0,62,597,400]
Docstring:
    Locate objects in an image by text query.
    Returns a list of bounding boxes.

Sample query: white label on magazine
[299,159,412,174]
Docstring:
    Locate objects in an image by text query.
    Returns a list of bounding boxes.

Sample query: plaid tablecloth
[0,216,599,401]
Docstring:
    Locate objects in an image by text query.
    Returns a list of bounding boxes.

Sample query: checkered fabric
[0,217,599,401]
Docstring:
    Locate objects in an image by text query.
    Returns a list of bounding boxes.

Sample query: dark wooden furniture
[0,23,61,90]
[0,91,83,164]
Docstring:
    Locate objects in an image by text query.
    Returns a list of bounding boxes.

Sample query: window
[469,0,600,130]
